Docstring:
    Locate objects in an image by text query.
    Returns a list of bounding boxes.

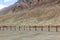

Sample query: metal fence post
[56,26,58,32]
[3,26,4,31]
[0,26,1,30]
[48,26,50,32]
[10,26,12,31]
[14,26,16,31]
[6,26,8,31]
[34,26,37,31]
[19,26,21,31]
[41,26,43,31]
[29,26,31,31]
[24,26,25,30]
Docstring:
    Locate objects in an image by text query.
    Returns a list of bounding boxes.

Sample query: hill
[0,0,60,26]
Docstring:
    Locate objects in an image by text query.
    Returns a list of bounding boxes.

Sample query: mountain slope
[0,0,60,26]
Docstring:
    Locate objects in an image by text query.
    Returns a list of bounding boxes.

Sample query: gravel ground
[0,28,60,40]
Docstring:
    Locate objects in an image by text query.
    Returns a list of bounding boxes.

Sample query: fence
[0,25,60,32]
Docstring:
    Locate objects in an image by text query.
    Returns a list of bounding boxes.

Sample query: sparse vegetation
[0,0,60,26]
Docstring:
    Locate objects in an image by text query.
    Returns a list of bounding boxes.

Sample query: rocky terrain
[0,0,60,26]
[0,0,60,40]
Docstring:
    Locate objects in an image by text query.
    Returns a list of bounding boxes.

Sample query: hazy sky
[0,0,18,9]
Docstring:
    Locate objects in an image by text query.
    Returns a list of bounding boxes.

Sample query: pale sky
[0,0,18,9]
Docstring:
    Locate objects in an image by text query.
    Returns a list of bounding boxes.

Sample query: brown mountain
[0,0,60,26]
[12,0,60,11]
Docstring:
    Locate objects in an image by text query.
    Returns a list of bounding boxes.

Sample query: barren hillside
[0,0,60,26]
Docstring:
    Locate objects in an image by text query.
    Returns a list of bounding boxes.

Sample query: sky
[0,0,18,9]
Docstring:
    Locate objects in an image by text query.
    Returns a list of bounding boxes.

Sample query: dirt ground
[0,28,60,40]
